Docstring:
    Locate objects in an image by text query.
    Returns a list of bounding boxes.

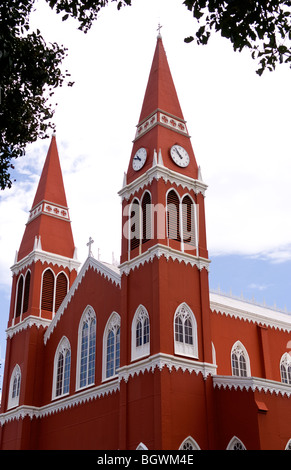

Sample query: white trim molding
[6,316,51,339]
[118,353,217,383]
[11,246,81,276]
[119,244,210,276]
[213,375,291,397]
[118,161,207,202]
[44,257,121,344]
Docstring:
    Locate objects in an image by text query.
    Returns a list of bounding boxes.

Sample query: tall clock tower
[118,34,215,450]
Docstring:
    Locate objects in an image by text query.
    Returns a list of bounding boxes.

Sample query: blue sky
[1,0,291,377]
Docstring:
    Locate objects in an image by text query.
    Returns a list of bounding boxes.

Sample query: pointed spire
[17,135,76,261]
[32,134,68,209]
[138,36,184,124]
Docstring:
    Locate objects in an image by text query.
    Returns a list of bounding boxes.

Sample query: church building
[0,33,291,450]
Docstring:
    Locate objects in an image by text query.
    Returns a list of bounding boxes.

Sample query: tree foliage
[183,0,291,75]
[1,0,290,190]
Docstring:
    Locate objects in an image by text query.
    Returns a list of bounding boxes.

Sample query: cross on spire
[157,23,163,38]
[86,236,94,257]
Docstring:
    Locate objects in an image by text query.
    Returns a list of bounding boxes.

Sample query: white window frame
[102,312,121,381]
[8,364,21,410]
[179,436,201,450]
[173,302,198,359]
[76,306,96,390]
[52,336,71,399]
[131,305,150,361]
[231,341,251,377]
[226,436,246,450]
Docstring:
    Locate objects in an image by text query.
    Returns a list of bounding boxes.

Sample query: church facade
[0,36,291,450]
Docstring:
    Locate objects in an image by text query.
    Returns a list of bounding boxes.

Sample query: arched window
[55,272,68,312]
[280,353,291,384]
[130,198,141,251]
[103,312,121,380]
[41,269,55,312]
[53,337,71,398]
[15,275,24,318]
[23,270,31,314]
[181,195,196,247]
[77,307,96,389]
[226,436,246,450]
[179,436,200,450]
[142,191,152,244]
[167,190,180,241]
[231,341,251,377]
[8,364,21,409]
[131,305,150,361]
[174,303,198,358]
[285,438,291,450]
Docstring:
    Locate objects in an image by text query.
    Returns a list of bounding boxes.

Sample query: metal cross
[157,23,163,37]
[86,237,94,257]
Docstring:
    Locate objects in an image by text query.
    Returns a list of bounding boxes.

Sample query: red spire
[17,135,76,261]
[32,134,68,208]
[126,36,198,183]
[139,37,184,123]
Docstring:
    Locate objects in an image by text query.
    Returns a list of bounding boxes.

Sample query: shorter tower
[0,136,80,439]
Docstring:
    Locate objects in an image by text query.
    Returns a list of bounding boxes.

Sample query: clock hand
[175,148,183,159]
[134,156,141,161]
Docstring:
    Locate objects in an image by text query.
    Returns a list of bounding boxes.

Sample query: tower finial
[157,23,163,39]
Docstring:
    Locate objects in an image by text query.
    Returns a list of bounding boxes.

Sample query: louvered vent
[41,269,54,311]
[22,271,31,313]
[142,192,152,244]
[167,190,180,241]
[130,199,140,251]
[15,276,24,317]
[182,195,196,246]
[55,273,68,311]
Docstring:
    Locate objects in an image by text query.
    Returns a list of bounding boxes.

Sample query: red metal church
[0,35,291,450]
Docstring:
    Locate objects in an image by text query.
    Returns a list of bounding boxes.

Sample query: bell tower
[0,135,80,431]
[118,34,215,450]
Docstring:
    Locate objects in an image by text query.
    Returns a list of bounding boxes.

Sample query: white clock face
[170,145,190,168]
[132,147,147,171]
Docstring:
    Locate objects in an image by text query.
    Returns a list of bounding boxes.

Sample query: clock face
[170,145,190,168]
[132,147,147,171]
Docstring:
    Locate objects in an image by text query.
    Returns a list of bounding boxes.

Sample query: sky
[1,0,291,370]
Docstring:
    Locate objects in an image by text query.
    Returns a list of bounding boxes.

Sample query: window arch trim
[231,341,251,377]
[8,364,21,410]
[52,336,71,399]
[173,302,198,359]
[280,352,291,384]
[131,304,150,361]
[102,312,121,381]
[76,306,97,390]
[179,436,201,450]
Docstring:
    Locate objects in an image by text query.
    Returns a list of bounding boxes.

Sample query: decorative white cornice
[119,244,210,276]
[44,256,121,344]
[118,163,208,201]
[210,292,291,332]
[6,316,51,339]
[213,375,291,398]
[134,109,189,141]
[28,200,70,224]
[118,353,217,383]
[0,380,119,425]
[11,248,81,276]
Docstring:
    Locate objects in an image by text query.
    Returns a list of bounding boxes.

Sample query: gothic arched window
[181,195,196,247]
[231,341,251,377]
[130,198,141,251]
[280,353,291,384]
[131,305,150,361]
[41,268,55,312]
[179,436,201,450]
[174,303,198,358]
[15,275,24,318]
[142,191,152,244]
[226,436,246,450]
[55,272,68,312]
[103,312,121,380]
[8,364,21,409]
[77,307,96,389]
[167,190,180,241]
[53,337,71,398]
